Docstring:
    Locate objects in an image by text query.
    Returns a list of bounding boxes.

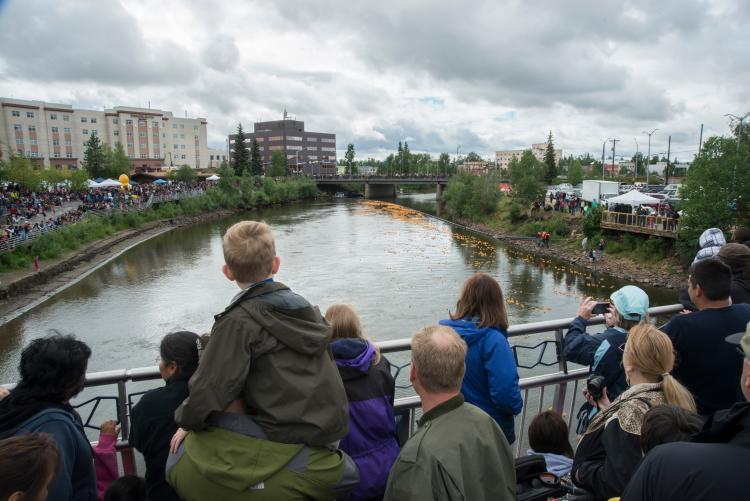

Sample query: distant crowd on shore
[0,221,750,500]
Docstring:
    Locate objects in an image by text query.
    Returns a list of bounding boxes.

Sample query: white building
[495,142,562,170]
[0,97,209,172]
[208,147,228,168]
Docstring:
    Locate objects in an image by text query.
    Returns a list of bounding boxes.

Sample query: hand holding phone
[591,302,610,315]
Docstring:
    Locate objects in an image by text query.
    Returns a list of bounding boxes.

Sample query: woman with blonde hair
[325,304,399,501]
[571,324,696,500]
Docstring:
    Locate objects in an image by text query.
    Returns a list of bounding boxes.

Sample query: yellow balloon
[119,174,129,185]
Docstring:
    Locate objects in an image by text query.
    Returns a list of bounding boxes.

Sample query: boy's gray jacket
[175,281,349,447]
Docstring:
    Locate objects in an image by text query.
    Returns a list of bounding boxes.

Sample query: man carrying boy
[168,221,357,500]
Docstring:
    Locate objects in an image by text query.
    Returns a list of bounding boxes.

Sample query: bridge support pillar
[364,183,397,199]
[436,183,443,201]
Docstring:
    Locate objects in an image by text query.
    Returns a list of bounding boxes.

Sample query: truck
[582,180,620,203]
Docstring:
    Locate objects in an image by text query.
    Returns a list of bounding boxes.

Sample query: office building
[495,142,562,170]
[0,97,209,172]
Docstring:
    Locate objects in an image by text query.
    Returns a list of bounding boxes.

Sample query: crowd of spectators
[547,190,582,214]
[0,223,749,500]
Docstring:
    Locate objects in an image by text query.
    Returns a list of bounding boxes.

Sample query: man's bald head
[411,325,468,393]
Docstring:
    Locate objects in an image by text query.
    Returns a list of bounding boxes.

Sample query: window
[113,131,120,136]
[26,111,34,118]
[54,152,60,158]
[174,144,178,149]
[30,139,37,145]
[321,138,335,143]
[65,140,72,146]
[194,135,199,140]
[287,136,302,141]
[180,134,184,139]
[50,113,57,120]
[63,114,69,121]
[139,120,146,127]
[30,151,38,158]
[140,143,146,149]
[321,147,335,152]
[81,117,87,123]
[66,153,72,158]
[13,124,21,131]
[15,138,23,144]
[256,137,264,142]
[153,153,160,159]
[173,134,178,139]
[180,124,184,129]
[51,126,58,133]
[140,153,147,159]
[162,144,166,149]
[28,126,36,132]
[139,131,145,137]
[193,125,198,130]
[162,133,165,138]
[172,124,177,129]
[268,136,283,141]
[180,144,185,149]
[309,155,318,160]
[127,131,133,137]
[64,127,71,133]
[82,129,88,135]
[53,139,60,146]
[307,137,318,142]
[269,145,282,151]
[152,121,158,127]
[68,164,77,170]
[127,142,134,148]
[113,118,119,125]
[11,110,20,117]
[126,119,133,125]
[287,145,303,151]
[90,118,97,123]
[181,154,186,159]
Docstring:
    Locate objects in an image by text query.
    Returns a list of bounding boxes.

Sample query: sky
[0,0,748,162]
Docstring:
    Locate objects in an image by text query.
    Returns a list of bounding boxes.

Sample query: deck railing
[1,303,683,473]
[601,210,679,238]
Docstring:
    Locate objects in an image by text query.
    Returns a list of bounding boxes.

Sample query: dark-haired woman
[130,331,206,501]
[439,273,523,444]
[0,433,60,501]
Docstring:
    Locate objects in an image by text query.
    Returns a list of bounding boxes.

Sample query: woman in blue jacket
[440,273,523,444]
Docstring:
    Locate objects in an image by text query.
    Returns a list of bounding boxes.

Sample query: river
[0,194,677,384]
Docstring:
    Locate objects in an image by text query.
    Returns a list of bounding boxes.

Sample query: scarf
[586,382,665,436]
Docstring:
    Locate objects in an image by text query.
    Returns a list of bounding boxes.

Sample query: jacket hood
[693,228,726,263]
[439,318,501,346]
[695,401,750,447]
[331,339,374,373]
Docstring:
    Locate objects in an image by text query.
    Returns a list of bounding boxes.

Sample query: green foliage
[464,152,483,162]
[581,205,603,238]
[567,159,583,185]
[344,144,355,175]
[605,233,674,263]
[83,133,107,179]
[175,164,197,183]
[442,172,502,220]
[544,131,558,184]
[2,154,43,191]
[508,150,546,209]
[232,123,250,176]
[518,213,570,238]
[108,142,131,178]
[250,138,263,176]
[269,151,288,177]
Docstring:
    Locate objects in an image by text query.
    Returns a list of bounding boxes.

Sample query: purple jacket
[332,339,400,501]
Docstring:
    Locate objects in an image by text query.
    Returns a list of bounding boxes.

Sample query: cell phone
[591,302,610,315]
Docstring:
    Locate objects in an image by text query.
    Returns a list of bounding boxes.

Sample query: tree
[403,142,411,174]
[107,142,131,178]
[344,143,355,175]
[232,123,250,176]
[82,133,106,179]
[68,169,89,192]
[250,138,263,176]
[465,152,483,162]
[567,159,584,185]
[4,153,42,191]
[175,164,197,183]
[442,172,502,220]
[270,151,288,177]
[508,150,546,209]
[437,153,451,175]
[543,130,557,184]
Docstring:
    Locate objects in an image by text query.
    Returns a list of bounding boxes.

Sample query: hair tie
[661,372,669,378]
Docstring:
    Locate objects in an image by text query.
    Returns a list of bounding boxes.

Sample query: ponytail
[660,373,696,413]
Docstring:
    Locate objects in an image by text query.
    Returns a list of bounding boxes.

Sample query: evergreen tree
[403,142,411,174]
[438,153,451,176]
[83,133,106,179]
[232,123,250,176]
[344,143,355,175]
[543,130,557,184]
[250,138,263,176]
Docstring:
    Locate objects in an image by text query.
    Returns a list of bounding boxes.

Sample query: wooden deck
[600,211,679,239]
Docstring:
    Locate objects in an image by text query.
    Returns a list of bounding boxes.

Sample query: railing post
[552,328,568,414]
[116,380,137,475]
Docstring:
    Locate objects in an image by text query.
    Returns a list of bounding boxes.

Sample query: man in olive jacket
[169,221,356,500]
[384,325,516,501]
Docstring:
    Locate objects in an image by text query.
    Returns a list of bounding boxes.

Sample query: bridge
[312,175,452,199]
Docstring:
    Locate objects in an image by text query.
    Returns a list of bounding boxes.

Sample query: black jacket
[622,402,750,501]
[130,379,189,501]
[730,271,750,305]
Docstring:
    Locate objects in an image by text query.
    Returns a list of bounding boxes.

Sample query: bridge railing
[1,303,683,473]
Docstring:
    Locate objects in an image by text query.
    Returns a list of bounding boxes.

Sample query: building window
[50,113,57,120]
[162,144,166,149]
[268,136,283,141]
[63,114,69,121]
[30,151,38,158]
[180,134,184,139]
[181,154,185,159]
[127,131,133,137]
[13,124,21,131]
[91,117,97,123]
[174,144,178,150]
[321,138,335,143]
[194,135,199,140]
[15,138,23,144]
[140,143,146,148]
[287,136,302,141]
[152,121,159,127]
[126,119,133,125]
[268,145,282,151]
[113,118,119,125]
[193,125,198,130]
[65,140,72,146]
[54,152,60,158]
[139,120,146,127]
[82,129,88,135]
[66,152,72,158]
[306,146,317,151]
[51,126,59,133]
[180,144,185,149]
[179,124,184,129]
[11,110,20,117]
[114,131,120,136]
[127,142,134,148]
[153,153,160,159]
[287,145,303,151]
[256,137,264,142]
[139,131,146,137]
[28,126,36,132]
[26,111,34,118]
[173,134,178,139]
[81,117,87,123]
[140,153,147,159]
[173,124,177,129]
[306,137,318,142]
[64,127,71,133]
[53,139,60,146]
[321,147,336,152]
[29,139,37,145]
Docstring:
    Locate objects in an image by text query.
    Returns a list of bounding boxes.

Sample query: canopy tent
[153,179,168,185]
[206,174,220,181]
[86,179,100,188]
[96,179,122,187]
[605,190,660,206]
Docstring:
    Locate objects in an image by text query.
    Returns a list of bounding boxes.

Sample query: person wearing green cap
[564,285,650,434]
[621,321,750,501]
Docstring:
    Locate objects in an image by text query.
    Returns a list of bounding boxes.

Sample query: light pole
[725,112,750,192]
[643,129,658,186]
[456,145,461,175]
[633,137,639,184]
[601,140,608,178]
[609,138,620,178]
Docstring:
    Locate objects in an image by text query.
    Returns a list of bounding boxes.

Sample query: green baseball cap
[610,285,649,322]
[725,321,750,359]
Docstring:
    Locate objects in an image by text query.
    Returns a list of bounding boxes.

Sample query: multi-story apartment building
[208,147,228,168]
[460,160,491,175]
[228,117,336,175]
[0,98,209,172]
[495,142,562,170]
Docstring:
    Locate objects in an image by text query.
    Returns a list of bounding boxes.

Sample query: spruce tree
[232,123,250,176]
[250,138,263,176]
[82,133,106,179]
[543,130,558,184]
[344,144,355,175]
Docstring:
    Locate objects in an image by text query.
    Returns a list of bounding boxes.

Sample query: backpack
[515,454,567,501]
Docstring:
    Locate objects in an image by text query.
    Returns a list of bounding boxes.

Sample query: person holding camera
[571,324,696,501]
[564,286,650,434]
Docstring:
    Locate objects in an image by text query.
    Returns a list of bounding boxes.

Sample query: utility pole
[698,123,704,156]
[601,141,606,178]
[609,138,620,178]
[634,137,639,184]
[665,135,671,186]
[643,129,658,186]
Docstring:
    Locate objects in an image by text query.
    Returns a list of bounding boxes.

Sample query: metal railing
[0,189,206,255]
[1,303,683,473]
[601,210,679,238]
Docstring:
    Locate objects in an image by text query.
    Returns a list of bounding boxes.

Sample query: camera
[586,374,606,401]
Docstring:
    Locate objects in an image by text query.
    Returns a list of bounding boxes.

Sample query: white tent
[96,178,122,187]
[86,179,100,188]
[605,189,660,206]
[206,174,220,181]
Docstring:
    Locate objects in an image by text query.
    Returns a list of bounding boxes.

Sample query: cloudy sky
[0,0,748,162]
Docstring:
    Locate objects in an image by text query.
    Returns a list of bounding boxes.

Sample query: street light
[642,129,658,186]
[633,137,639,183]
